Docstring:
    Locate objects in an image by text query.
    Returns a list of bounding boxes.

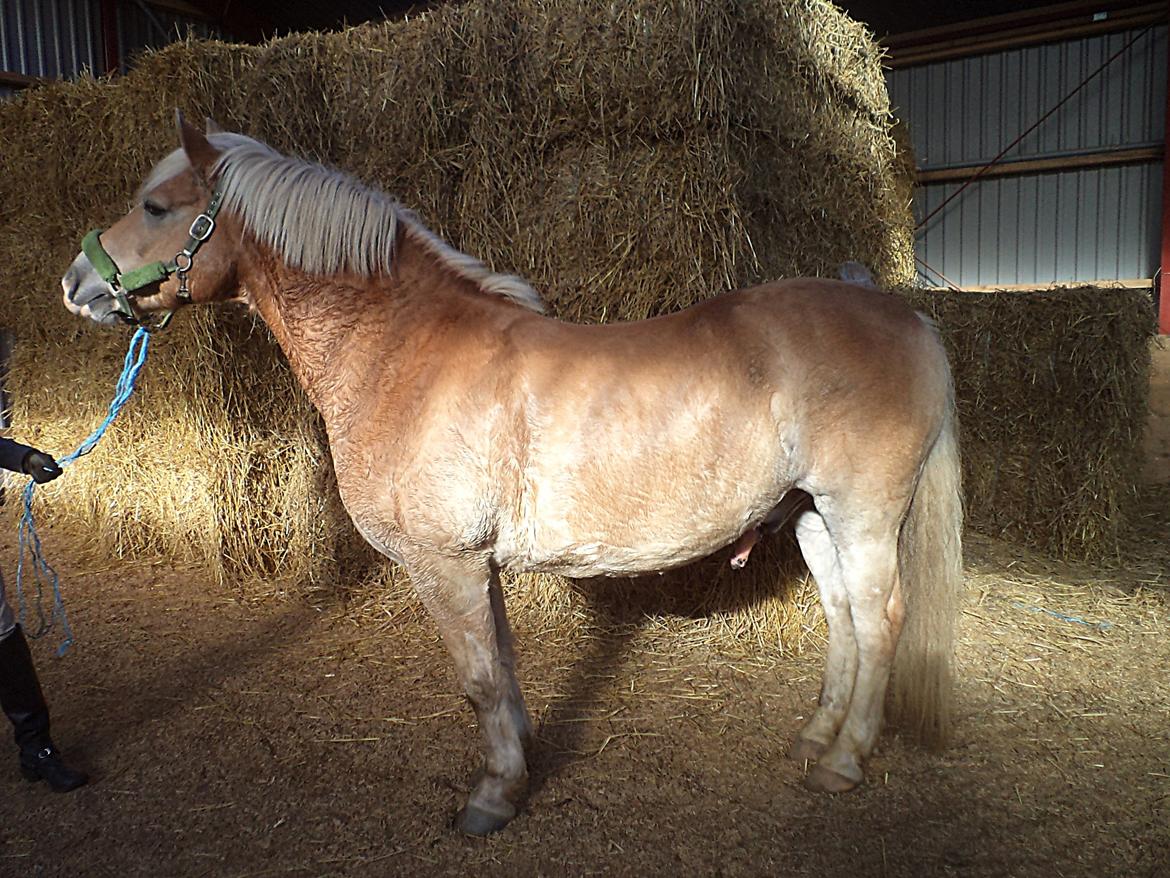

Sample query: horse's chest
[333,439,503,564]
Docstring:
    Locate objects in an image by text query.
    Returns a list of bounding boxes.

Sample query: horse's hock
[0,0,1154,641]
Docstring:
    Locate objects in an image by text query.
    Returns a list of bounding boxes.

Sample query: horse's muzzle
[61,255,127,326]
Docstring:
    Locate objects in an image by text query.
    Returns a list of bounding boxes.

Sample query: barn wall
[0,0,217,99]
[889,24,1167,287]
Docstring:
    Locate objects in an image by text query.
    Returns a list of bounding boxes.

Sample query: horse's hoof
[788,736,827,763]
[454,803,514,836]
[804,763,861,794]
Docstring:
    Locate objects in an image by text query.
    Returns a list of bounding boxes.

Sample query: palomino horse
[61,114,962,835]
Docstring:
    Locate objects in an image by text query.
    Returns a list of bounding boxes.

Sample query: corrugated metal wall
[0,0,102,97]
[889,25,1167,287]
[0,0,216,100]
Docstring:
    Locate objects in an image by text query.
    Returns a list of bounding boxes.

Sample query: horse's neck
[238,236,479,429]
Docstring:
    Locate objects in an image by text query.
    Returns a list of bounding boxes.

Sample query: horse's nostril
[61,267,80,301]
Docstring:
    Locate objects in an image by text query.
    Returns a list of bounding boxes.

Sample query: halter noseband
[81,183,225,331]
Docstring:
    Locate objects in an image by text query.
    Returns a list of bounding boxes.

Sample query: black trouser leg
[0,625,88,792]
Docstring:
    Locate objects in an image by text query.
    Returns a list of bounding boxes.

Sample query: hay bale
[0,0,913,648]
[904,285,1155,560]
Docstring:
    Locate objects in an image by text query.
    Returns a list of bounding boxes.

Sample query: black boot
[0,625,88,792]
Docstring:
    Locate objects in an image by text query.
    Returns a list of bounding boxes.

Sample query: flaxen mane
[143,133,546,313]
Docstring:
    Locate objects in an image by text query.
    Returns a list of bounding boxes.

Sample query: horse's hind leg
[407,554,531,835]
[790,509,858,763]
[805,522,903,793]
[488,564,534,748]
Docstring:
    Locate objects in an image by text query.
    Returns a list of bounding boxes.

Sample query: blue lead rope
[15,327,151,655]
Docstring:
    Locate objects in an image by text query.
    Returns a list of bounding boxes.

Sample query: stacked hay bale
[906,286,1154,561]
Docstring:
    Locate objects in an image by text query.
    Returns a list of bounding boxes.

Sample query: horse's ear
[205,116,224,135]
[175,109,219,182]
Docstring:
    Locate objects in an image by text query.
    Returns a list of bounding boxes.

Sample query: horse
[61,113,963,836]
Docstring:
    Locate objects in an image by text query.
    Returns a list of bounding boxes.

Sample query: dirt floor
[0,488,1167,878]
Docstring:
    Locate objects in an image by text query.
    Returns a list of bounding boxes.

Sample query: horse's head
[61,112,241,329]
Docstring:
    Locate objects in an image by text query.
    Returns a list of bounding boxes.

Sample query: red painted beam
[1161,4,1170,334]
[101,0,120,76]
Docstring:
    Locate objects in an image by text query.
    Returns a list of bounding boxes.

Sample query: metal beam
[932,278,1153,292]
[144,0,213,18]
[886,1,1164,68]
[916,146,1164,184]
[0,71,47,90]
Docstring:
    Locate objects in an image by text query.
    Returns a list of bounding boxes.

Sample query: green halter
[81,184,225,331]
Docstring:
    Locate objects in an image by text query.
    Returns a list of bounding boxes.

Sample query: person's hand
[22,450,62,484]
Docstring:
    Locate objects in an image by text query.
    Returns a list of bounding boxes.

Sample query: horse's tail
[892,357,963,750]
[838,260,876,287]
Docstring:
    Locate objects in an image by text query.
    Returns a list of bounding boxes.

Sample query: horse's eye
[143,200,167,218]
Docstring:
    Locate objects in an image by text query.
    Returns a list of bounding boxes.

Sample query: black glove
[22,450,62,484]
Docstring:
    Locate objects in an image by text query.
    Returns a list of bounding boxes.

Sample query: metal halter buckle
[188,213,216,241]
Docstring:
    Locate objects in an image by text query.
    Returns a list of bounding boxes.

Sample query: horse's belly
[501,490,777,578]
[501,404,796,577]
[513,534,728,577]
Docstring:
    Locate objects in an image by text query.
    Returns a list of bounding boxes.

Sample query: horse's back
[510,277,933,379]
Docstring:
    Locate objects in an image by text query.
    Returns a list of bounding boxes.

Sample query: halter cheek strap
[81,184,225,331]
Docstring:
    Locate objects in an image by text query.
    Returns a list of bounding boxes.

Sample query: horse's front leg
[407,553,531,835]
